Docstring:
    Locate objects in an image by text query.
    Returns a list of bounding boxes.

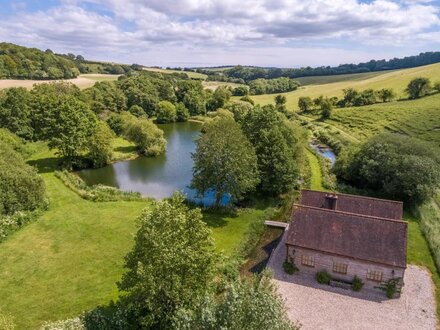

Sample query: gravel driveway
[268,232,437,330]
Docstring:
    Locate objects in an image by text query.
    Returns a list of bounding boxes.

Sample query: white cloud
[0,0,439,66]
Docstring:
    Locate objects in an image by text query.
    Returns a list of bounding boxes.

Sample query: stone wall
[286,244,405,296]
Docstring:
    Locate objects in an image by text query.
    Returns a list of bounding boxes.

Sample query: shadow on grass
[249,231,284,274]
[202,212,235,229]
[114,145,137,153]
[27,157,59,173]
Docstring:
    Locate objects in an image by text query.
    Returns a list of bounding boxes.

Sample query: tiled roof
[300,189,403,220]
[286,190,407,268]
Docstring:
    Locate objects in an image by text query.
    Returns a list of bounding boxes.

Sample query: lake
[78,121,229,205]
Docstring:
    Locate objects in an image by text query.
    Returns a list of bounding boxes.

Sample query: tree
[376,88,395,102]
[433,82,440,93]
[176,80,207,116]
[88,121,114,168]
[320,98,333,119]
[156,101,177,123]
[118,193,216,328]
[0,87,33,139]
[405,77,431,99]
[226,101,253,123]
[173,271,298,330]
[128,104,146,118]
[274,95,287,113]
[232,86,249,96]
[0,142,45,215]
[124,117,167,156]
[341,88,359,107]
[207,86,231,111]
[298,96,313,112]
[334,134,440,204]
[241,105,304,194]
[44,96,97,159]
[191,117,259,205]
[176,102,190,122]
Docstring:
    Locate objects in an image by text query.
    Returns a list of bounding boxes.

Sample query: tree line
[0,42,141,79]
[196,51,440,82]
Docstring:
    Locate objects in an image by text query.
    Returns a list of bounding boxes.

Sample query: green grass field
[0,144,265,329]
[245,63,440,110]
[301,93,440,145]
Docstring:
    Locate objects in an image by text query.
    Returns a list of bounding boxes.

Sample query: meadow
[246,62,440,109]
[0,143,266,329]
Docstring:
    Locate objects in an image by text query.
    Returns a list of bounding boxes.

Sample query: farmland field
[245,63,440,109]
[0,74,120,90]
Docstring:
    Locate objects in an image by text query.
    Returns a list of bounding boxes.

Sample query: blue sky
[0,0,439,67]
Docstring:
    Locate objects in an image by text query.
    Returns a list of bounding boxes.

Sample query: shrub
[379,278,401,299]
[54,170,143,202]
[123,117,167,156]
[0,142,46,215]
[351,276,364,292]
[0,209,46,242]
[316,271,332,285]
[283,259,298,275]
[156,100,177,123]
[405,77,431,99]
[88,121,114,168]
[176,102,189,122]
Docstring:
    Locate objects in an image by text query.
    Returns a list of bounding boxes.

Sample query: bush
[156,100,177,123]
[123,117,167,156]
[55,170,143,202]
[0,209,46,242]
[316,271,332,285]
[379,278,401,298]
[0,142,46,215]
[283,260,298,275]
[351,276,364,292]
[88,121,114,168]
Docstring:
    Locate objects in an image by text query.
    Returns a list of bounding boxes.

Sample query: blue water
[310,143,336,166]
[78,121,230,206]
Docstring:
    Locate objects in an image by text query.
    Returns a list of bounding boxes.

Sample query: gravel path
[268,232,437,330]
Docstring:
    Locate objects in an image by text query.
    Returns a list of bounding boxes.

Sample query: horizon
[0,1,439,68]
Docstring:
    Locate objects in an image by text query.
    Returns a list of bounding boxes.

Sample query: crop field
[245,63,440,109]
[0,143,265,329]
[0,74,120,90]
[143,67,207,79]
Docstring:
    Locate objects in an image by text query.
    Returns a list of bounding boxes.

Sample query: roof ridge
[293,203,407,224]
[301,189,404,205]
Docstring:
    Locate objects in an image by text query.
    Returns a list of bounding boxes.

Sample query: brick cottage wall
[286,244,405,296]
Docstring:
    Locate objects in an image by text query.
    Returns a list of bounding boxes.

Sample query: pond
[78,121,229,206]
[310,143,337,166]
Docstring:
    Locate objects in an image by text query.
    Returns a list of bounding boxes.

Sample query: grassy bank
[245,62,440,109]
[0,144,266,329]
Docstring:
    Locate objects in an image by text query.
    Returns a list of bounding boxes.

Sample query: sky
[0,0,439,68]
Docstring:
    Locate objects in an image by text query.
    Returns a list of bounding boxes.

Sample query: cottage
[285,189,407,296]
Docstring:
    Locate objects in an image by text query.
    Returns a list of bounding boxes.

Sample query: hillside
[247,62,440,109]
[0,43,137,80]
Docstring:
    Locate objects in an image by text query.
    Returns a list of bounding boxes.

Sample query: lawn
[245,62,440,110]
[305,148,324,191]
[0,144,264,329]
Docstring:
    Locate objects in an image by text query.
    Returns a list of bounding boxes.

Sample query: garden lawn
[0,145,262,329]
[305,149,324,191]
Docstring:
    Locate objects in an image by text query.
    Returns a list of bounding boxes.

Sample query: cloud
[0,0,439,66]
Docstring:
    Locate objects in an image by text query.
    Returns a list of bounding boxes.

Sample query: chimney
[325,194,338,210]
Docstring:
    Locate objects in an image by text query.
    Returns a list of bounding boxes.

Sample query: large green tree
[156,100,177,123]
[334,134,440,204]
[44,96,97,159]
[0,87,33,139]
[88,121,115,168]
[118,193,216,328]
[242,105,304,194]
[191,117,259,205]
[405,77,431,99]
